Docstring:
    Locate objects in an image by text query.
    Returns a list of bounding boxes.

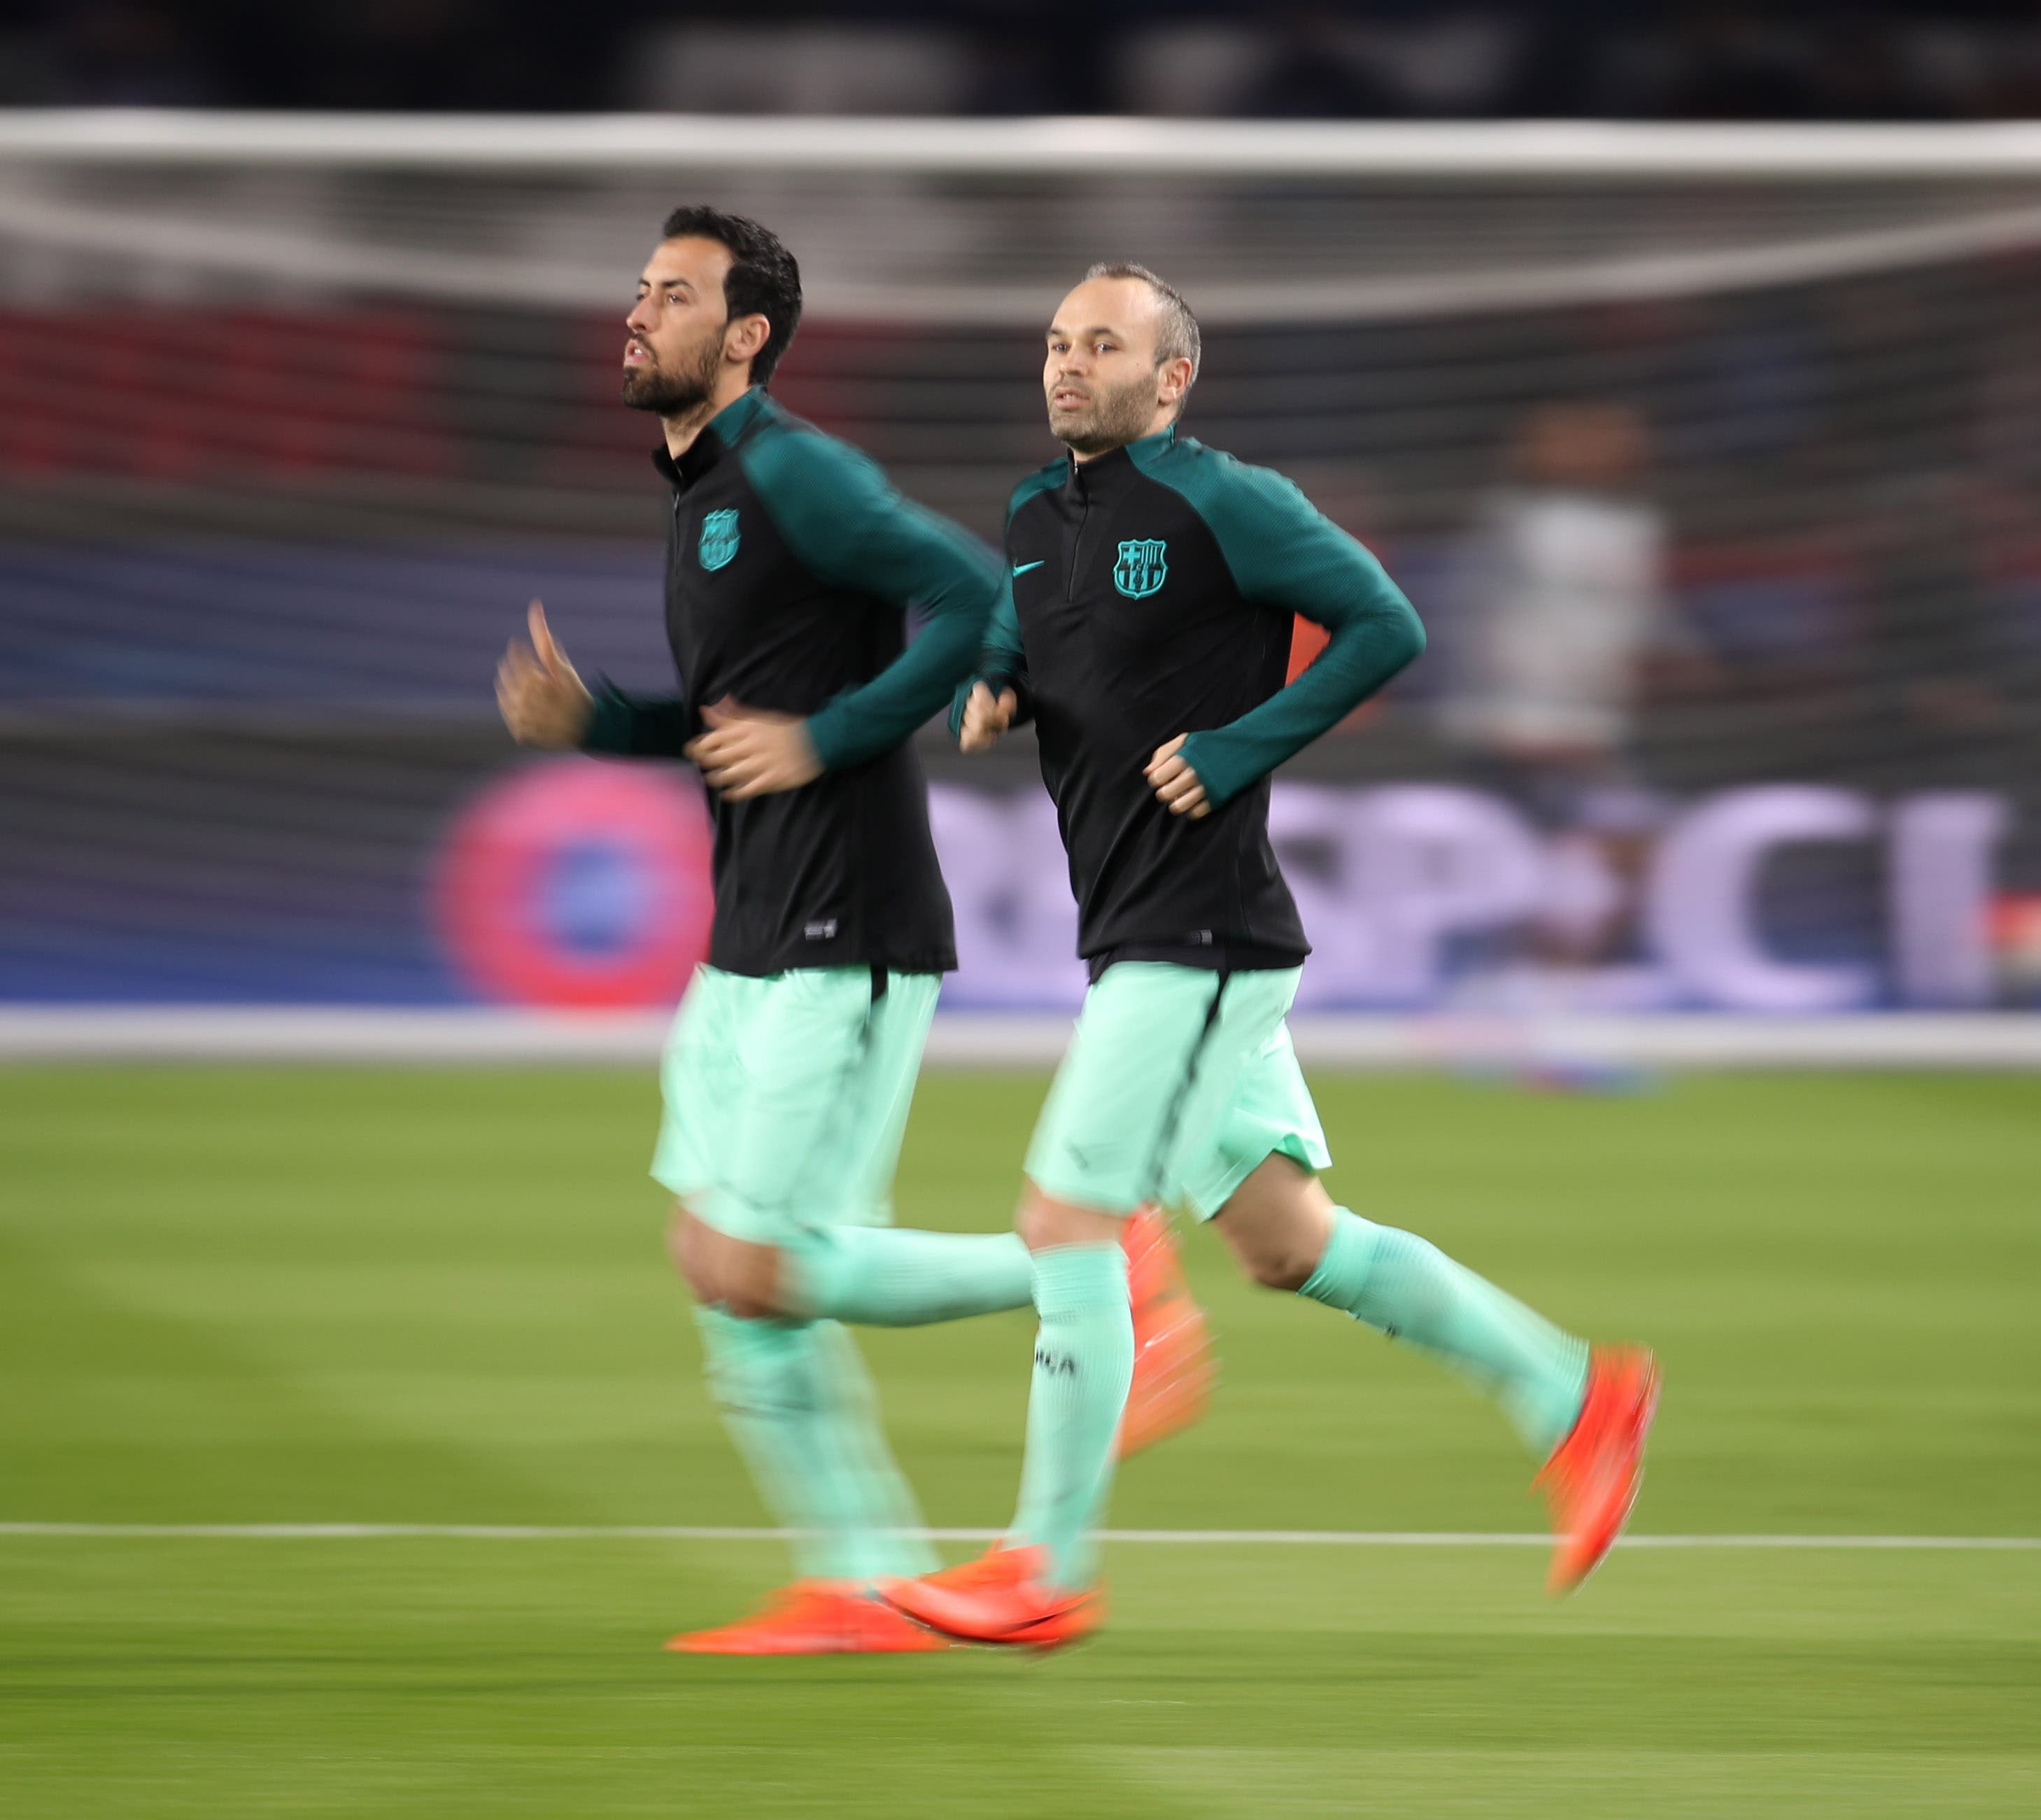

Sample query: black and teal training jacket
[956,423,1425,974]
[581,387,1000,978]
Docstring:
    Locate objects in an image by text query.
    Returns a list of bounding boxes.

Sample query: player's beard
[1050,372,1162,456]
[621,330,723,415]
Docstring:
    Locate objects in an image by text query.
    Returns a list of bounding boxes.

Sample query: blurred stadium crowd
[8,2,2041,123]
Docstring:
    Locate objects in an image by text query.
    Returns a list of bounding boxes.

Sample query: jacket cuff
[579,680,639,754]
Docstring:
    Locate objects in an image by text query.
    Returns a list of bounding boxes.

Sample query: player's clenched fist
[959,681,1019,753]
[685,700,822,800]
[496,600,593,748]
[1145,733,1210,819]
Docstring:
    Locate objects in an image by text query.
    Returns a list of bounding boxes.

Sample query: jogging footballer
[495,216,1208,1655]
[882,263,1661,1650]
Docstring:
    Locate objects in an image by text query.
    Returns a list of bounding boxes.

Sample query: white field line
[1,1523,2035,1551]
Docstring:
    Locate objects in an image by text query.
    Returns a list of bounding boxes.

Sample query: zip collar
[653,386,772,488]
[1065,421,1178,497]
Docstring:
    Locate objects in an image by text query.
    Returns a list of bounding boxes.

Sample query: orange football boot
[665,1581,951,1655]
[1535,1343,1662,1595]
[1117,1206,1215,1459]
[880,1544,1105,1651]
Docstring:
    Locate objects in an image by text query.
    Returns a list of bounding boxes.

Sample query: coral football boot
[880,1544,1105,1652]
[1117,1206,1216,1459]
[1536,1344,1662,1595]
[665,1581,950,1655]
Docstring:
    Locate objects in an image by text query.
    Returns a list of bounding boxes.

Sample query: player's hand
[1145,733,1210,819]
[959,682,1017,753]
[495,600,593,748]
[686,699,823,799]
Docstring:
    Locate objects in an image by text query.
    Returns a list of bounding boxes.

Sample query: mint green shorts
[1024,962,1331,1221]
[654,964,940,1245]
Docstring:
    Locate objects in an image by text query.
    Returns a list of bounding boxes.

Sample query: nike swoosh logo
[1011,560,1045,577]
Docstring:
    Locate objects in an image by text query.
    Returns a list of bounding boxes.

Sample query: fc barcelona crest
[1113,537,1168,599]
[698,509,740,572]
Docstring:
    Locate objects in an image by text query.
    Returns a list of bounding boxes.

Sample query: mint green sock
[786,1225,1033,1327]
[1299,1208,1590,1458]
[694,1307,938,1585]
[1009,1243,1134,1590]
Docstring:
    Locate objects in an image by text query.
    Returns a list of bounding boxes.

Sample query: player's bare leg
[1212,1154,1658,1595]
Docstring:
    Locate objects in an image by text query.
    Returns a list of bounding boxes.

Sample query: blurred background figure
[1442,401,1691,984]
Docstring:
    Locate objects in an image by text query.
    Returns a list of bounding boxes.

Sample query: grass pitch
[1,1065,2038,1817]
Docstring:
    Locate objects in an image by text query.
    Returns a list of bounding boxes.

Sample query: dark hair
[1084,260,1201,394]
[661,206,803,388]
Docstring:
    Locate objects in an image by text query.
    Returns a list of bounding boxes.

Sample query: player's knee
[668,1206,789,1319]
[1213,1159,1336,1292]
[1238,1240,1319,1293]
[667,1205,707,1292]
[1017,1183,1127,1253]
[719,1283,782,1320]
[1216,1213,1322,1290]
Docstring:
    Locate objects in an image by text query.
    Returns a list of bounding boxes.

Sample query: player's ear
[726,312,771,371]
[1157,355,1192,410]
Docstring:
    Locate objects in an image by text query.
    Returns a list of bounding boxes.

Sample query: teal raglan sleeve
[945,569,1033,740]
[1169,459,1425,810]
[739,428,1002,771]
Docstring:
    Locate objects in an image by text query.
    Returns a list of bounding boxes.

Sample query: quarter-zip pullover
[583,388,1000,977]
[958,424,1425,972]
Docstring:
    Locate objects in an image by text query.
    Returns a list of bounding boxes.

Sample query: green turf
[1,1066,2038,1817]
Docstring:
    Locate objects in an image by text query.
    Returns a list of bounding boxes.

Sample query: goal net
[2,115,2038,1030]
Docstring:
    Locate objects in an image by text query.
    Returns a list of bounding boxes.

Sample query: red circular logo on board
[434,758,713,1008]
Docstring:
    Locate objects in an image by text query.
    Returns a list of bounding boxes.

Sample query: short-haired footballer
[881,263,1661,1651]
[495,214,1210,1655]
